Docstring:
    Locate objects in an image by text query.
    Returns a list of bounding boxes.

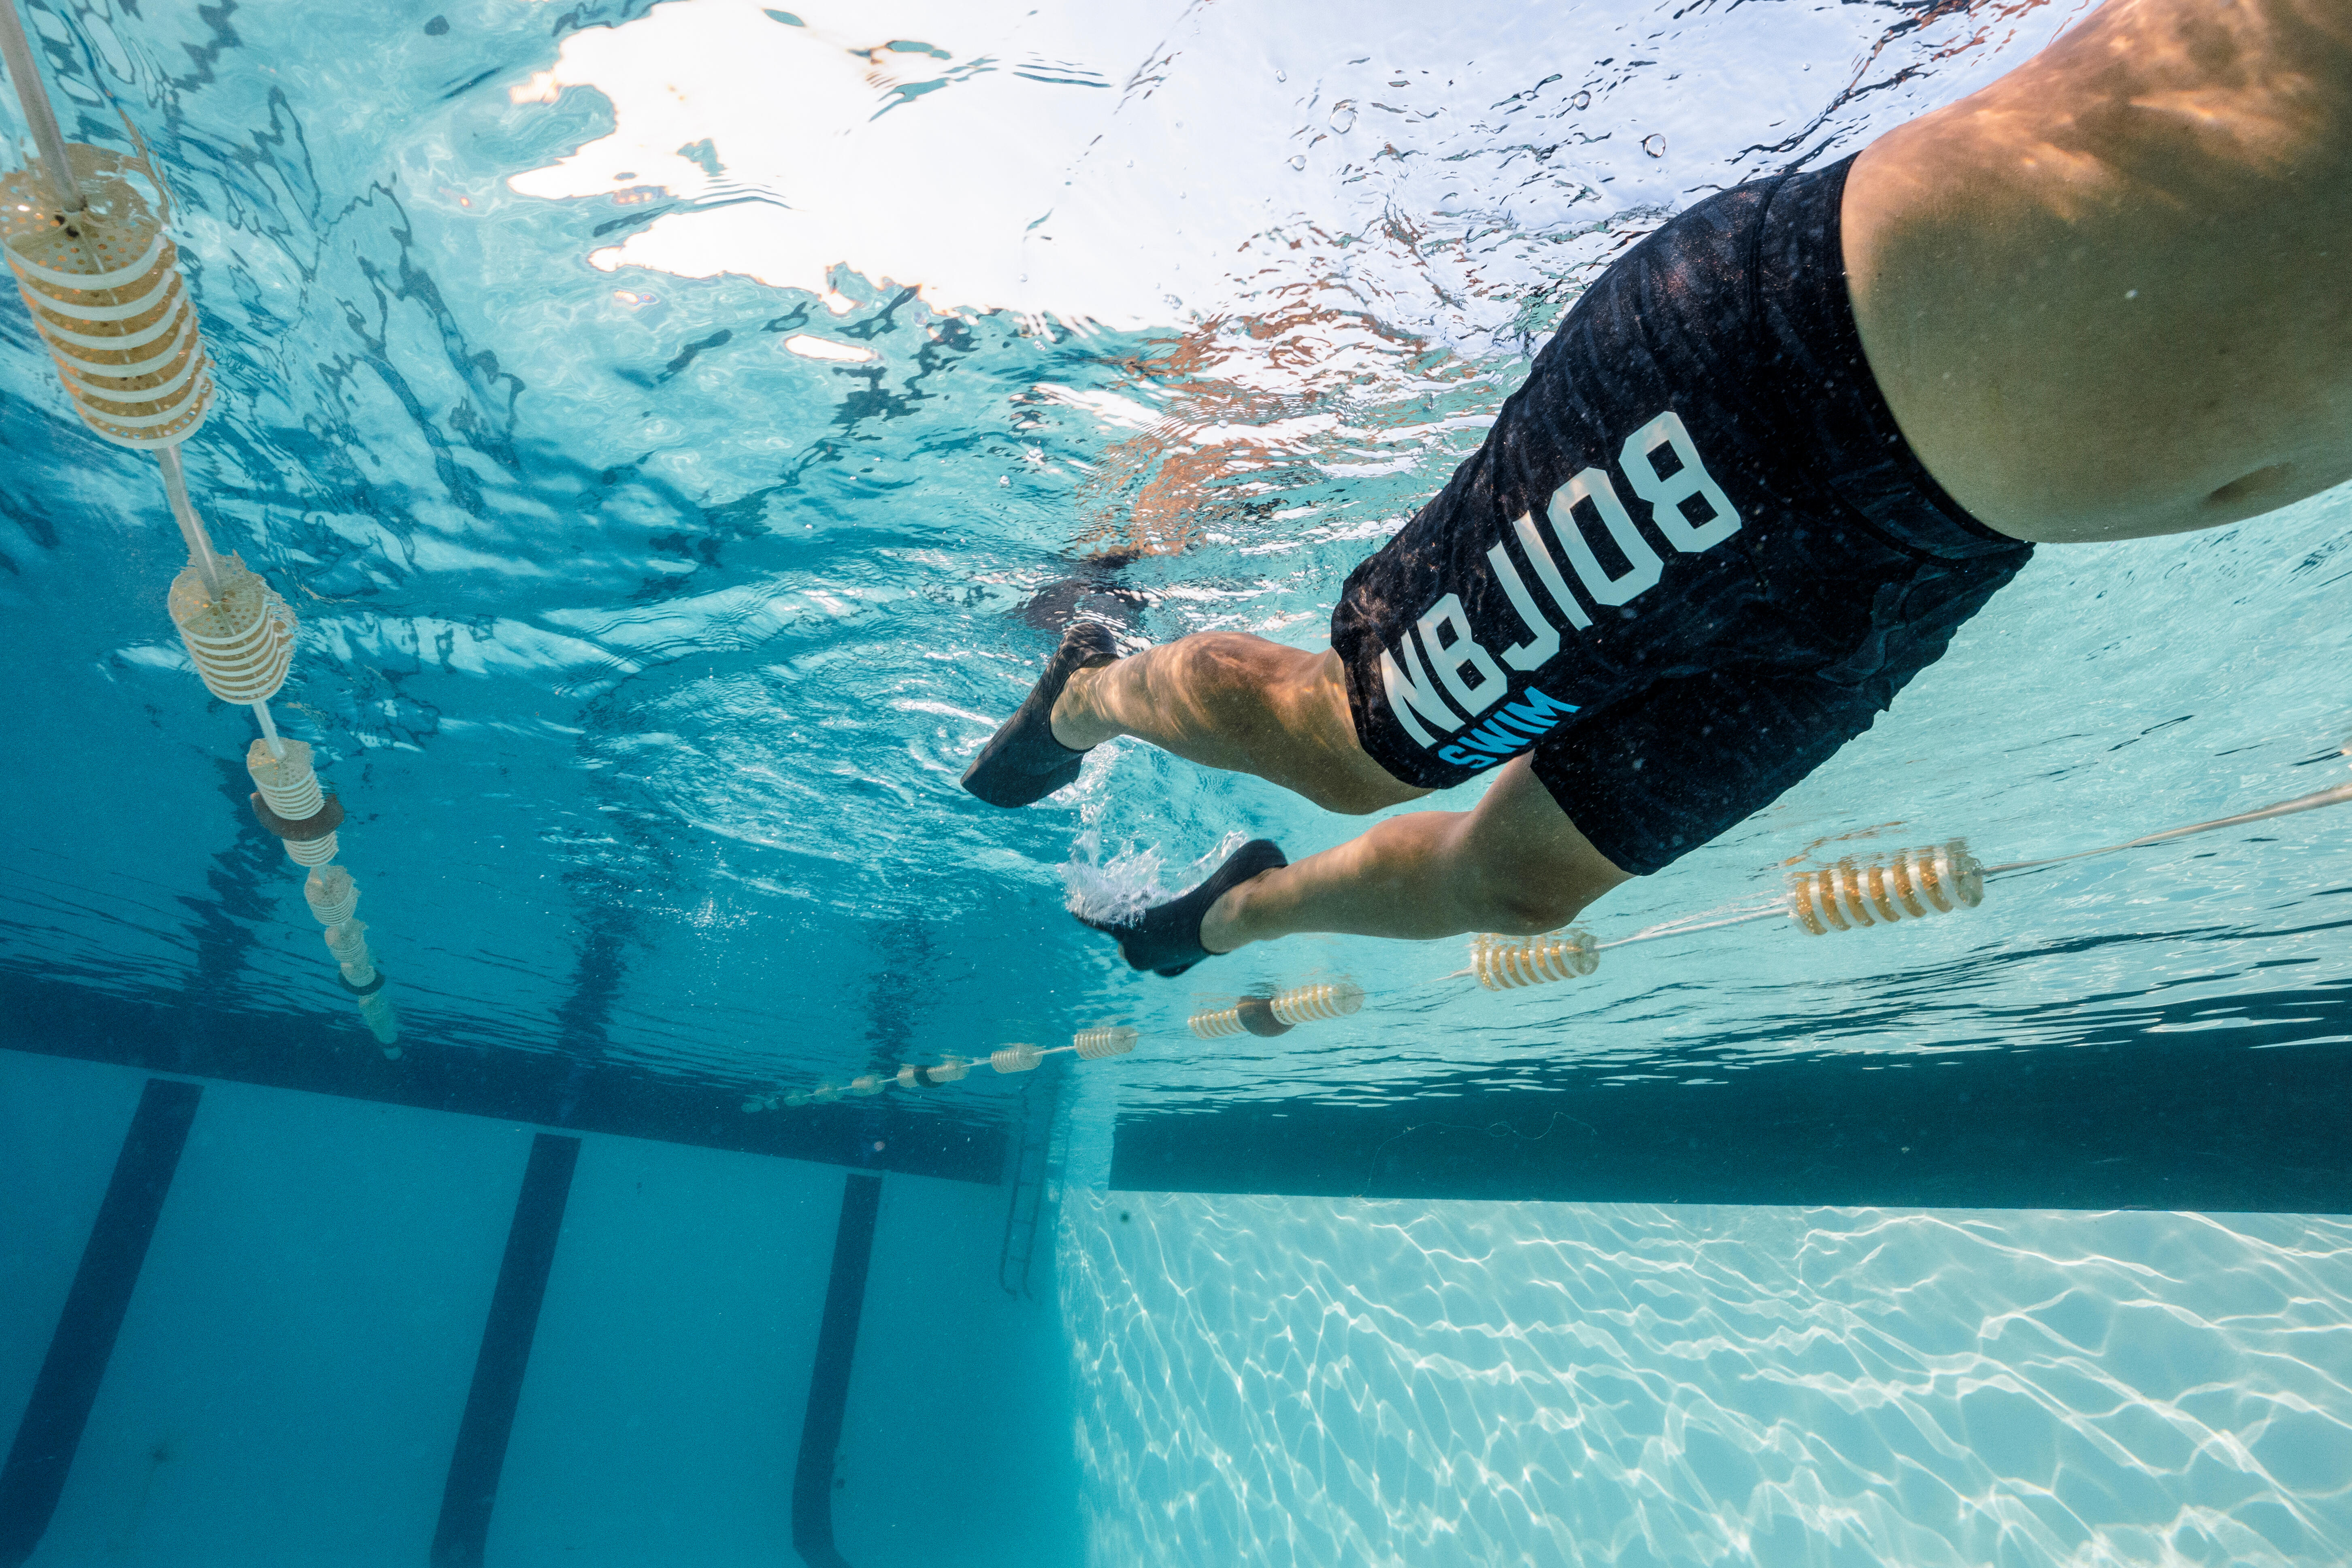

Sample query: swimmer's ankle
[1050,666,1109,750]
[1198,881,1257,954]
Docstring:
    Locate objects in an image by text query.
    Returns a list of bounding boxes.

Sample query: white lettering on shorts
[1620,410,1741,551]
[1437,687,1582,770]
[1418,593,1508,717]
[1486,540,1560,670]
[1549,466,1662,606]
[1379,406,1741,756]
[1509,510,1595,634]
[1377,626,1466,749]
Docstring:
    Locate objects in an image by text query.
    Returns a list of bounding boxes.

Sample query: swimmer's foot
[961,620,1121,807]
[1078,838,1287,977]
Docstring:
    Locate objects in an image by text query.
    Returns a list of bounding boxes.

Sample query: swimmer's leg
[1085,755,1631,971]
[1200,754,1631,951]
[1184,658,1899,958]
[1051,634,1422,815]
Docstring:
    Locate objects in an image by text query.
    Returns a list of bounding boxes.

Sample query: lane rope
[2,15,400,1051]
[745,773,2352,1109]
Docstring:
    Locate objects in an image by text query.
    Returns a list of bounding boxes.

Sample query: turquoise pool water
[3,0,2348,1562]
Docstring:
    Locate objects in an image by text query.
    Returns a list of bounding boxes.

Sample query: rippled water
[1066,1194,2352,1565]
[5,0,2346,1106]
[7,1,2350,1563]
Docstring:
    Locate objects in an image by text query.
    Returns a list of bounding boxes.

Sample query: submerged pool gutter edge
[0,971,1003,1185]
[1109,1015,2352,1213]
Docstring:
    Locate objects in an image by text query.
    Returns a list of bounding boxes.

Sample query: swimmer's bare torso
[1846,0,2352,543]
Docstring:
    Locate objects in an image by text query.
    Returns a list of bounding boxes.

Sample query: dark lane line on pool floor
[432,1132,581,1568]
[0,1077,203,1568]
[793,1172,884,1568]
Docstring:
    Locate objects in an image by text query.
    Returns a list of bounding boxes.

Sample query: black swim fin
[961,621,1121,807]
[1078,838,1288,977]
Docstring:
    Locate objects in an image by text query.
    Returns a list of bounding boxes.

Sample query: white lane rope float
[2,9,398,1051]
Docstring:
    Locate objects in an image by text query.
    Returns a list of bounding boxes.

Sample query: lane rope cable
[743,772,2352,1108]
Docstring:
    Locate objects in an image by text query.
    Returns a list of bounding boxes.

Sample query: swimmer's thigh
[1454,754,1635,930]
[1534,664,1902,876]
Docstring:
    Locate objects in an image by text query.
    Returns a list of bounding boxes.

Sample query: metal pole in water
[0,0,85,213]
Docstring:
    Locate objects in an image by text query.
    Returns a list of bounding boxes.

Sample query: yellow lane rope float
[0,140,210,446]
[1785,841,1983,935]
[2,9,398,1051]
[1468,928,1599,991]
[1467,840,1986,991]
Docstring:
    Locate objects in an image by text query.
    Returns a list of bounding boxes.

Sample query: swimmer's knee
[1297,776,1403,816]
[1292,746,1428,815]
[1481,883,1594,935]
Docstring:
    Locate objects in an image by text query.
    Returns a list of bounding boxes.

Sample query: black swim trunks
[1329,154,2033,876]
